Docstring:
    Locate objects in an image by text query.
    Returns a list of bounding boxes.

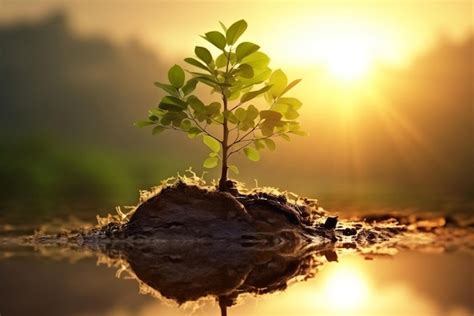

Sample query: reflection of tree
[218,295,234,316]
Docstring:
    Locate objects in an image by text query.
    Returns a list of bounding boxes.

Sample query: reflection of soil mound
[115,240,330,310]
[123,182,332,243]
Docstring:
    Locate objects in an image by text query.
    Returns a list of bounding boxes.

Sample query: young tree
[137,19,306,191]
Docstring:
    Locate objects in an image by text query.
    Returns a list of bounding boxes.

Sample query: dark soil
[121,181,332,244]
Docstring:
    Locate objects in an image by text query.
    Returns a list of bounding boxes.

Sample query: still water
[0,223,473,316]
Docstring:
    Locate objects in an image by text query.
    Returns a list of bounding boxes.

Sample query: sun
[274,18,386,83]
[323,265,370,310]
[317,28,376,82]
[322,36,374,81]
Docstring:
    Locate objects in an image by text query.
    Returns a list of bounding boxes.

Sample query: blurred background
[0,0,472,222]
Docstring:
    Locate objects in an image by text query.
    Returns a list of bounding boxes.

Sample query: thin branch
[232,123,241,143]
[158,125,185,133]
[211,117,223,125]
[227,132,285,158]
[228,90,284,145]
[229,101,243,112]
[227,139,254,157]
[231,119,262,145]
[184,111,221,142]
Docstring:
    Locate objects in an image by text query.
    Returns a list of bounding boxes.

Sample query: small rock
[323,250,338,262]
[341,227,357,236]
[324,216,338,229]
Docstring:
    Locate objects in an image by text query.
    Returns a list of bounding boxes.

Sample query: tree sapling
[137,19,306,191]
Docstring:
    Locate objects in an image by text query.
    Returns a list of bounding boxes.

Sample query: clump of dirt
[73,172,472,254]
[120,180,331,245]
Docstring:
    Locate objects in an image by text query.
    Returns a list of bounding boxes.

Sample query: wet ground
[0,213,473,316]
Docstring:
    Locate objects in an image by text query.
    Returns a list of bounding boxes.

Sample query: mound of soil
[122,181,333,243]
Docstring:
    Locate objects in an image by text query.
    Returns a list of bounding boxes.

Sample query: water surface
[1,220,473,316]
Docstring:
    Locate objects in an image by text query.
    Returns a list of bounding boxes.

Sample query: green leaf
[236,42,260,61]
[235,108,247,121]
[240,52,270,69]
[260,121,274,136]
[246,104,259,121]
[271,102,289,115]
[228,87,241,101]
[290,130,309,136]
[168,64,185,88]
[172,113,186,127]
[152,125,165,135]
[228,53,237,65]
[203,135,221,152]
[182,79,198,96]
[244,147,260,161]
[188,95,206,113]
[134,120,154,128]
[180,119,192,131]
[285,108,299,120]
[219,21,227,32]
[288,123,308,136]
[203,31,227,50]
[274,98,302,119]
[229,165,239,175]
[264,138,276,151]
[163,96,188,107]
[159,102,183,112]
[215,53,227,68]
[240,67,272,86]
[236,64,254,78]
[195,76,220,89]
[224,110,238,124]
[195,46,213,65]
[217,52,236,68]
[184,58,209,72]
[154,82,178,96]
[241,85,272,103]
[280,79,301,96]
[226,19,247,45]
[160,115,171,126]
[214,114,224,124]
[206,102,221,117]
[187,127,202,139]
[260,110,283,121]
[277,97,303,110]
[268,69,288,98]
[281,134,291,141]
[158,96,187,112]
[254,139,265,150]
[159,111,185,126]
[203,156,218,168]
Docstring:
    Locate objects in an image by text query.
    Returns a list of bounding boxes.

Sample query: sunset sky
[1,0,472,73]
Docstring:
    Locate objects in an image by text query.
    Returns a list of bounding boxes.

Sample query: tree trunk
[219,148,228,190]
[219,94,229,191]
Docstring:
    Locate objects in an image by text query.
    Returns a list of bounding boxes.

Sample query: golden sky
[1,0,472,71]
